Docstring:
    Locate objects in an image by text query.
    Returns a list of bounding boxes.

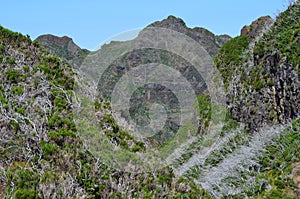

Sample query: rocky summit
[36,34,89,69]
[0,1,300,198]
[149,15,231,57]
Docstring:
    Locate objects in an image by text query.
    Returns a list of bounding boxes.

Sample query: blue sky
[0,0,288,50]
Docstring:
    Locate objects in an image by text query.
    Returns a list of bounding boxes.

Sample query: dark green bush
[12,85,24,95]
[48,129,76,145]
[0,44,4,53]
[47,114,63,129]
[23,65,30,73]
[41,141,59,158]
[54,97,67,110]
[14,189,38,199]
[6,69,21,83]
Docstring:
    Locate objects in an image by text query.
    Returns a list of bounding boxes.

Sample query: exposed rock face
[240,25,250,36]
[216,3,300,132]
[93,16,230,140]
[240,16,274,40]
[35,34,89,68]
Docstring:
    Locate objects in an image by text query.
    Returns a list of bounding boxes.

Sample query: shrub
[0,44,4,53]
[197,94,212,133]
[23,65,30,73]
[54,97,67,110]
[16,107,25,115]
[14,189,38,199]
[48,129,76,145]
[41,141,59,159]
[6,69,21,83]
[47,114,63,129]
[12,85,24,95]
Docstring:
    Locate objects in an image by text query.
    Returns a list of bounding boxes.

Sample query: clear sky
[0,0,289,50]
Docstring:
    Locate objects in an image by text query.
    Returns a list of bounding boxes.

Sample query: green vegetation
[39,56,75,90]
[12,85,24,95]
[6,69,21,83]
[227,118,300,198]
[6,168,39,199]
[0,26,31,47]
[254,2,300,68]
[197,93,212,133]
[0,44,5,53]
[215,35,249,89]
[1,2,299,198]
[97,100,146,152]
[254,121,300,198]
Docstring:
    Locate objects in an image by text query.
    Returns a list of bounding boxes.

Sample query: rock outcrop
[216,3,299,132]
[149,15,231,57]
[35,34,89,68]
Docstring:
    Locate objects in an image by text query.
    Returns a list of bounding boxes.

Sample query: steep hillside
[35,34,89,69]
[215,2,299,132]
[0,26,211,198]
[203,2,300,198]
[1,2,299,199]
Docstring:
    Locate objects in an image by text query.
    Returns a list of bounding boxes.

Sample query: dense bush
[214,35,249,89]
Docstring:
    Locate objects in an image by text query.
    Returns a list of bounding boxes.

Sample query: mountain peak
[37,34,74,47]
[35,34,89,68]
[240,15,274,39]
[145,15,231,56]
[148,15,188,33]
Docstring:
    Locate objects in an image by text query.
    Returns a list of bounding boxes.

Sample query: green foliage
[204,129,249,167]
[43,56,60,69]
[47,113,76,131]
[14,189,38,199]
[10,120,20,132]
[22,65,30,73]
[197,94,212,133]
[47,114,63,129]
[38,56,75,90]
[101,112,144,150]
[54,96,67,110]
[7,57,15,65]
[0,88,9,109]
[0,44,5,53]
[131,141,146,152]
[215,35,249,89]
[244,119,300,198]
[16,107,25,115]
[48,129,76,146]
[12,85,24,95]
[221,118,239,133]
[0,26,31,47]
[8,169,39,199]
[6,69,21,83]
[41,141,59,159]
[253,3,300,69]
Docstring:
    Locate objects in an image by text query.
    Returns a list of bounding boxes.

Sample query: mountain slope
[35,34,89,69]
[0,26,212,198]
[0,2,299,198]
[215,2,299,132]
